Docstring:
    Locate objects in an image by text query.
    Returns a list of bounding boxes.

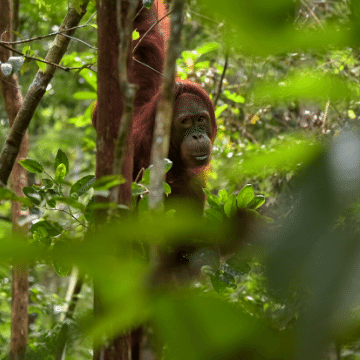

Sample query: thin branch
[133,58,162,75]
[132,10,172,54]
[300,0,323,29]
[188,9,217,23]
[214,53,228,108]
[55,270,85,360]
[0,42,95,71]
[0,12,96,46]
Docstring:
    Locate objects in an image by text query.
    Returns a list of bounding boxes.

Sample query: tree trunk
[0,1,29,359]
[93,0,135,359]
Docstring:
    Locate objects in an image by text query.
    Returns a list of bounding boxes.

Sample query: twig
[133,58,162,75]
[214,53,228,107]
[0,42,94,71]
[132,10,172,54]
[0,12,96,46]
[300,0,323,29]
[322,100,330,130]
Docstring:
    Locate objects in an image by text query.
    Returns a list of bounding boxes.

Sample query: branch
[0,1,90,187]
[111,0,139,205]
[0,12,96,46]
[214,53,228,108]
[148,0,184,211]
[0,41,94,71]
[55,269,85,360]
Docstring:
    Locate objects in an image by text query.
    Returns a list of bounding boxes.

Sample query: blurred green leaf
[252,70,354,102]
[22,186,42,205]
[30,220,62,237]
[70,175,96,196]
[54,149,69,175]
[56,197,86,211]
[195,42,220,56]
[199,0,356,56]
[218,189,228,203]
[55,163,67,182]
[163,182,171,195]
[19,158,44,173]
[94,174,126,190]
[248,195,265,209]
[224,194,237,217]
[73,91,97,100]
[237,184,254,208]
[224,90,245,104]
[153,293,295,360]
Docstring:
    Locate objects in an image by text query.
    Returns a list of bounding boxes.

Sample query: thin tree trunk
[0,1,29,359]
[93,0,136,358]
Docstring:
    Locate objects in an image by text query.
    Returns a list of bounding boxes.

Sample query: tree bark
[0,1,29,359]
[93,0,136,359]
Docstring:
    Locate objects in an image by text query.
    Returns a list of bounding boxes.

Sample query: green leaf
[73,0,84,15]
[94,174,126,190]
[0,188,33,206]
[138,196,149,213]
[143,0,155,9]
[0,188,16,200]
[141,167,151,185]
[132,183,148,197]
[70,175,96,196]
[164,158,173,173]
[236,184,254,208]
[201,265,216,276]
[348,110,356,119]
[203,188,211,197]
[132,30,140,40]
[54,149,69,175]
[204,208,222,222]
[194,61,210,70]
[224,194,237,217]
[195,42,220,56]
[55,163,67,182]
[218,189,228,203]
[165,209,176,218]
[215,104,228,118]
[210,270,236,293]
[41,178,53,189]
[19,158,44,173]
[85,202,118,211]
[46,196,56,208]
[73,91,97,100]
[248,195,265,209]
[224,90,245,104]
[207,194,221,209]
[163,182,171,195]
[30,220,62,237]
[56,197,86,211]
[84,197,95,222]
[36,59,46,72]
[226,256,251,275]
[53,241,72,277]
[33,227,51,246]
[22,187,42,205]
